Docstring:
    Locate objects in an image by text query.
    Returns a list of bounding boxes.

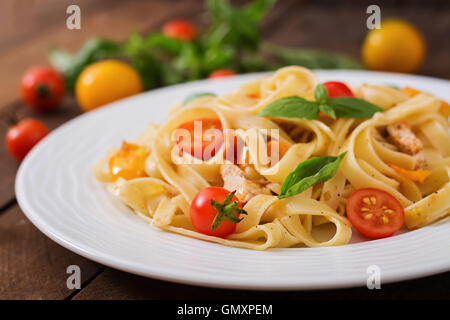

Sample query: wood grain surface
[0,0,449,300]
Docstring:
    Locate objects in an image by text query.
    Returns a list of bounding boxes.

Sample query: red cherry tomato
[190,187,243,237]
[322,81,354,98]
[175,118,223,161]
[5,118,49,161]
[319,81,354,120]
[21,66,65,111]
[346,188,405,239]
[208,69,236,79]
[162,19,197,41]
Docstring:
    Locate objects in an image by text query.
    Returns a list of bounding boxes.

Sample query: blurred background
[0,0,449,109]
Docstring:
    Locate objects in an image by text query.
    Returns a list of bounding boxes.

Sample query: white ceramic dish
[16,70,450,290]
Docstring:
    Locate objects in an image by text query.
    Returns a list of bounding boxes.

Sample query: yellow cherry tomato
[75,60,143,111]
[109,141,149,181]
[362,19,426,73]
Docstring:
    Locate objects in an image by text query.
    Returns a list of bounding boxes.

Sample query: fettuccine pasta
[94,66,450,250]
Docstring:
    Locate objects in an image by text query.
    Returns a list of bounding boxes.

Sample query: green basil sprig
[258,84,383,120]
[278,152,347,199]
[258,96,319,119]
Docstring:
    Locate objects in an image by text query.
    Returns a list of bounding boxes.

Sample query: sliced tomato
[108,141,149,181]
[318,81,354,121]
[322,81,354,98]
[175,118,223,161]
[346,188,404,239]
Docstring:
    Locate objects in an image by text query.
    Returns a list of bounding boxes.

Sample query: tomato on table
[162,19,197,41]
[175,118,223,161]
[346,188,404,239]
[21,66,65,111]
[75,60,143,112]
[5,118,49,161]
[362,19,425,73]
[190,187,246,237]
[208,69,236,79]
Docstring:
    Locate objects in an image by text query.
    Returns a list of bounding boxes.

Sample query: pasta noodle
[94,66,450,250]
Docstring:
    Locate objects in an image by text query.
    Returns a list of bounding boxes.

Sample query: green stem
[210,190,247,231]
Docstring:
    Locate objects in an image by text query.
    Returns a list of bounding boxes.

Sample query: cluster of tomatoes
[5,19,237,163]
[5,66,64,161]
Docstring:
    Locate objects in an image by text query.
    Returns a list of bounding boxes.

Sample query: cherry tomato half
[21,66,65,111]
[208,69,236,79]
[346,188,404,239]
[190,187,243,237]
[108,141,149,182]
[322,81,354,98]
[175,118,223,161]
[5,118,49,161]
[162,19,197,41]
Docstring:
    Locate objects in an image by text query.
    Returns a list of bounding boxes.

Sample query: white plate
[16,70,450,290]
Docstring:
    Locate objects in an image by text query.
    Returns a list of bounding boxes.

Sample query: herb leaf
[315,84,328,105]
[211,190,247,231]
[183,92,216,105]
[319,104,336,119]
[328,97,383,118]
[278,152,347,199]
[257,96,319,120]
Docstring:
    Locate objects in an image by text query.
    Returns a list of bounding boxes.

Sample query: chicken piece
[386,121,423,155]
[386,121,425,169]
[220,164,271,203]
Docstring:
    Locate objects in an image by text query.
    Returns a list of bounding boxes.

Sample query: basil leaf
[328,97,383,118]
[319,104,336,120]
[183,92,216,105]
[258,96,319,120]
[315,84,328,105]
[279,154,339,196]
[278,152,347,199]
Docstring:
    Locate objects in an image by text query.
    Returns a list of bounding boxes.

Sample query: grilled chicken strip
[220,164,271,203]
[386,121,425,169]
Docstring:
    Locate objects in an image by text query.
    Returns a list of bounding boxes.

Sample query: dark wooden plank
[72,268,292,300]
[288,271,450,300]
[72,267,450,300]
[0,205,104,299]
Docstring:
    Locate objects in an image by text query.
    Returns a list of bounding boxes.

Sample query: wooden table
[1,0,449,300]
